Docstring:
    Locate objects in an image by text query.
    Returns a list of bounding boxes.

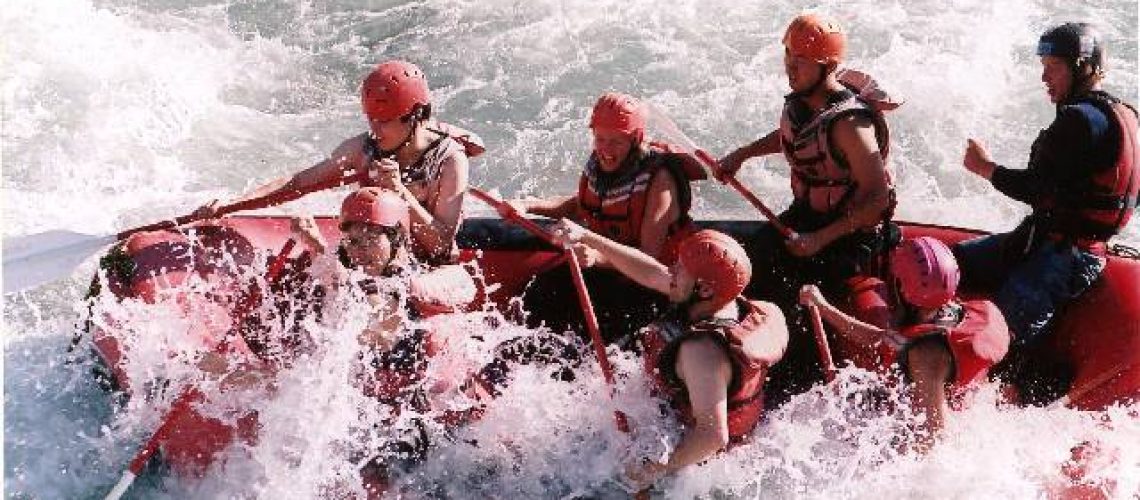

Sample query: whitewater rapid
[4,0,1139,498]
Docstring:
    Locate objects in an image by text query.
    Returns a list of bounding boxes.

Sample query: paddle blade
[3,231,117,293]
[642,102,727,170]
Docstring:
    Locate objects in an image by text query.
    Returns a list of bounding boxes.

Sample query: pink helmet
[677,230,752,310]
[889,236,960,308]
[339,187,409,230]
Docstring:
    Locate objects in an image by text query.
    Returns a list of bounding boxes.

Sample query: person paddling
[502,92,703,345]
[716,13,901,398]
[549,221,788,491]
[194,60,482,304]
[799,237,1011,451]
[224,187,476,498]
[953,24,1138,402]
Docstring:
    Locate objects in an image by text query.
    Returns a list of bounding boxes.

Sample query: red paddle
[468,187,630,433]
[806,303,837,383]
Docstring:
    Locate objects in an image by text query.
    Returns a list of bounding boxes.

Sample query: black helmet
[1036,22,1103,70]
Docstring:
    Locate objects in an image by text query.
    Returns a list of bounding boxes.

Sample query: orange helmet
[340,187,409,230]
[677,230,752,311]
[589,92,646,138]
[360,60,431,122]
[783,13,846,64]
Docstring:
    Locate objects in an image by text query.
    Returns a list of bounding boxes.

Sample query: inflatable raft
[84,216,1140,478]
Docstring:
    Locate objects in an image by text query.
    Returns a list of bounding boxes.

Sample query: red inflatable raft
[86,216,1140,478]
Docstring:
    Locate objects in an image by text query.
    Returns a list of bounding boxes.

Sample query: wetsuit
[955,91,1136,345]
[954,91,1138,402]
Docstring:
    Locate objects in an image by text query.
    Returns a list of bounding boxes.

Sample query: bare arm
[718,129,781,176]
[199,137,364,214]
[557,221,673,295]
[811,115,891,248]
[801,285,885,345]
[737,129,782,158]
[637,169,683,261]
[404,152,468,261]
[665,336,734,470]
[514,195,579,220]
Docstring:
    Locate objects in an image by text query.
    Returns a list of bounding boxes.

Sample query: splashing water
[4,0,1139,498]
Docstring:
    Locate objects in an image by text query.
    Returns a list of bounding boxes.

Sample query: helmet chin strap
[374,115,421,160]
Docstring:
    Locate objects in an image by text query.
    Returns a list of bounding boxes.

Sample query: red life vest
[884,299,1010,386]
[779,69,898,217]
[639,299,786,441]
[1044,94,1139,242]
[577,141,704,263]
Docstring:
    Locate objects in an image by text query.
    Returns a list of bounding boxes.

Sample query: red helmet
[589,92,646,138]
[783,13,846,64]
[677,230,752,310]
[890,236,960,308]
[340,187,409,230]
[360,60,431,122]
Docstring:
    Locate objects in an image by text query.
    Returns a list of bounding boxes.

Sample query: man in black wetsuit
[954,23,1138,400]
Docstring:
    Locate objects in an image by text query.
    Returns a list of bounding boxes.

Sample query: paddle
[806,304,838,383]
[468,187,631,433]
[5,197,268,294]
[104,239,296,500]
[642,103,795,239]
[1049,360,1134,409]
[2,165,368,294]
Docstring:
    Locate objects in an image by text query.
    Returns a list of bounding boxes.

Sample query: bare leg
[905,339,953,452]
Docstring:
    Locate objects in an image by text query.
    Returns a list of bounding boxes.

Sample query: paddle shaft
[566,252,631,433]
[468,187,630,432]
[807,303,837,383]
[692,149,794,238]
[116,169,364,241]
[467,188,562,247]
[1052,360,1134,409]
[106,239,296,500]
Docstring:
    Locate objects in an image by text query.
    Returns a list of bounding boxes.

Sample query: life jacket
[779,69,899,217]
[358,125,477,188]
[1039,92,1139,242]
[577,141,705,263]
[357,122,482,264]
[639,298,784,441]
[883,299,1009,386]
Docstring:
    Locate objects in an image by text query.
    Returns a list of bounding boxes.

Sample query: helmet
[1037,23,1104,74]
[340,187,410,230]
[677,230,752,310]
[889,237,960,308]
[783,13,846,64]
[360,60,431,122]
[589,92,646,138]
